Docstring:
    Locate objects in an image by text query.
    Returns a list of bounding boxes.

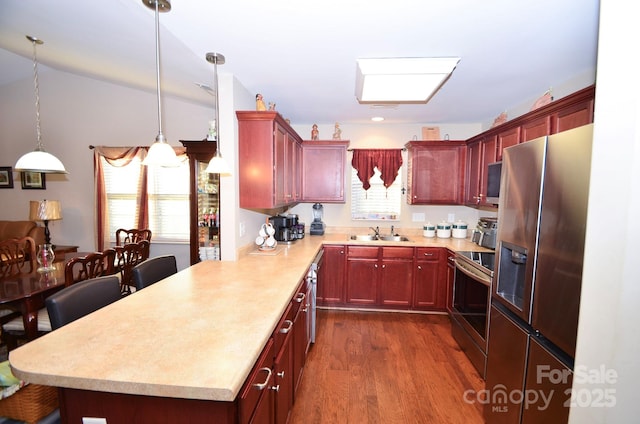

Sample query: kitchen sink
[349,234,411,242]
[377,235,411,242]
[350,234,379,241]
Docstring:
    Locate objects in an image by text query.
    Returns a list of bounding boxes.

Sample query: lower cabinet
[317,245,345,306]
[445,249,456,313]
[239,339,276,424]
[324,244,450,312]
[273,304,294,424]
[292,280,309,396]
[413,248,444,310]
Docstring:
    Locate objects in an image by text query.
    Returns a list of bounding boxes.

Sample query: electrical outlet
[447,213,455,222]
[412,212,425,222]
[239,222,246,237]
[82,418,107,424]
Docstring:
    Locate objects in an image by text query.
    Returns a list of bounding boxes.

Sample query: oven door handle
[455,259,492,286]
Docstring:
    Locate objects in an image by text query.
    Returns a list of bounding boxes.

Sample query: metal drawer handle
[277,371,285,378]
[253,367,272,390]
[423,252,434,256]
[295,292,306,303]
[279,320,293,334]
[270,384,280,392]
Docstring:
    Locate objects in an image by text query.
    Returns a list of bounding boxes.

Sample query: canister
[437,221,452,238]
[452,220,468,239]
[423,223,436,238]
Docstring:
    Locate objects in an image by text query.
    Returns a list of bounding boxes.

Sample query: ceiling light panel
[355,57,460,103]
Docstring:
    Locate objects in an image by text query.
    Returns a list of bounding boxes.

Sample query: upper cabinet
[464,85,595,209]
[406,140,466,205]
[301,140,349,203]
[237,111,303,210]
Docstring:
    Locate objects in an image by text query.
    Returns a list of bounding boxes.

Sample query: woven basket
[0,383,58,424]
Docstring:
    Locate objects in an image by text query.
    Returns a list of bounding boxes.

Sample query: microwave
[486,161,502,204]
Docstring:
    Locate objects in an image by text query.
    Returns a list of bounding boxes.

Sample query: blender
[310,203,325,235]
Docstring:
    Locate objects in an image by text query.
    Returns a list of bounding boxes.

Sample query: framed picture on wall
[21,171,46,190]
[0,167,14,188]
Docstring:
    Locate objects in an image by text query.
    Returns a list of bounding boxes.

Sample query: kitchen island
[9,232,487,422]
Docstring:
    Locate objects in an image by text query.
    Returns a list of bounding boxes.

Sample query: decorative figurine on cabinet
[332,122,342,140]
[311,124,319,140]
[268,102,276,111]
[207,120,217,141]
[256,93,267,111]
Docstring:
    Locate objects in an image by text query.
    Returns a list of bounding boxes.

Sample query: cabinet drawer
[291,279,308,317]
[347,246,379,259]
[415,248,441,260]
[273,303,293,355]
[238,338,274,424]
[381,246,414,259]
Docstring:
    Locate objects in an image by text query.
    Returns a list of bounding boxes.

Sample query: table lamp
[29,199,62,246]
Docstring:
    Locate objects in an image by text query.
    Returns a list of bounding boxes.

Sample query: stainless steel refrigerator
[484,124,593,423]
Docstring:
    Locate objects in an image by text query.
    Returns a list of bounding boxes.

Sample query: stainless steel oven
[450,251,494,378]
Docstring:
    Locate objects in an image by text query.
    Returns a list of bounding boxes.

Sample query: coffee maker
[269,214,298,243]
[310,203,325,235]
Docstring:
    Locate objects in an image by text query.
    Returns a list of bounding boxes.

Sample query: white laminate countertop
[9,232,488,402]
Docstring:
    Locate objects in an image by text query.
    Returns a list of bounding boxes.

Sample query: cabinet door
[239,339,275,424]
[479,136,498,206]
[273,311,293,424]
[522,116,551,142]
[465,140,482,205]
[317,245,345,306]
[346,246,379,305]
[552,98,594,133]
[379,247,414,308]
[292,281,308,396]
[446,250,455,313]
[496,126,519,161]
[407,142,465,204]
[274,124,287,207]
[413,248,443,310]
[301,142,348,202]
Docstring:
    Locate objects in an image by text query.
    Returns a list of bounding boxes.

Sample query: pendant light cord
[153,0,165,143]
[31,37,44,151]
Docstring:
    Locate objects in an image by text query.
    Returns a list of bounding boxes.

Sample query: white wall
[0,67,212,270]
[569,0,640,422]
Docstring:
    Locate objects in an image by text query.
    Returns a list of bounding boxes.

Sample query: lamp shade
[29,200,62,221]
[15,150,68,174]
[142,140,180,167]
[205,152,231,174]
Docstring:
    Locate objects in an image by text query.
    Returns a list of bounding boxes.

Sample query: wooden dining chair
[114,240,150,295]
[132,255,177,291]
[0,236,36,277]
[115,228,152,246]
[64,248,117,287]
[45,275,122,330]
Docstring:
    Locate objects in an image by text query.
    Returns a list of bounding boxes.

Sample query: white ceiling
[0,0,600,126]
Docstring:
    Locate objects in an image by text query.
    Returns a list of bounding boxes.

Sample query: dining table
[0,252,84,340]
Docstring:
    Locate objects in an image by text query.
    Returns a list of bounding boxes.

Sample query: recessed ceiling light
[371,116,385,122]
[355,57,460,103]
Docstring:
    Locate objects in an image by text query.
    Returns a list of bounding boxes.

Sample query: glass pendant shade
[205,151,231,174]
[142,138,180,167]
[15,150,67,174]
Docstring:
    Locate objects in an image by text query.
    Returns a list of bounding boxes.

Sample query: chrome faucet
[370,226,380,237]
[390,225,395,235]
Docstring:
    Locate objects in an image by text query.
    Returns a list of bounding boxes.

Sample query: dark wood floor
[289,309,485,424]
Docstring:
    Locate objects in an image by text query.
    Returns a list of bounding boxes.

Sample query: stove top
[457,251,496,274]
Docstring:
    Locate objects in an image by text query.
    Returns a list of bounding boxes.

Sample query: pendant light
[204,52,231,175]
[141,0,179,167]
[14,36,68,174]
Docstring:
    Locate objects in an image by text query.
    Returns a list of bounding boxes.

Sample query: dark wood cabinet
[379,247,414,308]
[346,246,378,305]
[301,140,349,202]
[273,304,293,424]
[292,280,308,396]
[445,249,455,313]
[551,94,594,133]
[406,141,466,204]
[237,111,303,210]
[317,245,346,306]
[465,136,496,207]
[413,248,445,311]
[521,115,552,142]
[180,140,221,265]
[496,126,519,161]
[239,339,275,424]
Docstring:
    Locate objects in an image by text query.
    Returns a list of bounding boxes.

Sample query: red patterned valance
[351,149,403,190]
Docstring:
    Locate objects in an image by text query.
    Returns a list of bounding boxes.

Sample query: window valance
[351,149,403,190]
